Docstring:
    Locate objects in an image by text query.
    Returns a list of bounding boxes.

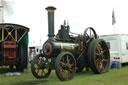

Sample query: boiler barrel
[43,40,79,57]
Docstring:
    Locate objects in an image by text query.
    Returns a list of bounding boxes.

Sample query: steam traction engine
[31,6,110,81]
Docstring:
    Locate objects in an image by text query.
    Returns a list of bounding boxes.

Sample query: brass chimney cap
[45,6,56,12]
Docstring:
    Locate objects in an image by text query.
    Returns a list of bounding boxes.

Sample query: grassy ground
[0,65,128,85]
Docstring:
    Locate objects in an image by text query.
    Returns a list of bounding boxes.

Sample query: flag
[112,9,116,25]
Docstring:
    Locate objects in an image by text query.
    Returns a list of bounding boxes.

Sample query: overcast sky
[1,0,128,46]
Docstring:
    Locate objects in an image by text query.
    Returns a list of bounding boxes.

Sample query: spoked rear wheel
[88,39,110,74]
[31,54,51,78]
[55,52,76,81]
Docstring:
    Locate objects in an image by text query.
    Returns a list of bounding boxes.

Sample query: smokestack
[45,6,56,39]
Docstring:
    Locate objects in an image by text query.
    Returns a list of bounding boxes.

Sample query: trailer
[0,23,29,71]
[100,34,128,66]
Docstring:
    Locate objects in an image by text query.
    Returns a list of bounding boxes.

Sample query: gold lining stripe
[47,9,55,12]
[72,45,75,53]
[61,43,64,52]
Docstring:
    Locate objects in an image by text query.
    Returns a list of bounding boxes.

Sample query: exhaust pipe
[45,6,56,39]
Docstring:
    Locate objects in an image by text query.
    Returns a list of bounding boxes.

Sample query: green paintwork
[60,42,79,56]
[19,32,29,58]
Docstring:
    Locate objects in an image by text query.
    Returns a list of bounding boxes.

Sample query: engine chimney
[45,6,56,39]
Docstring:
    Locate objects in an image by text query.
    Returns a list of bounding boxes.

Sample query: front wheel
[31,54,51,78]
[88,39,110,74]
[55,52,76,81]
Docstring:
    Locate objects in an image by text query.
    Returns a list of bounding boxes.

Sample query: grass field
[0,65,128,85]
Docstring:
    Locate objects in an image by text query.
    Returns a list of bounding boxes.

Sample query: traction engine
[31,6,110,81]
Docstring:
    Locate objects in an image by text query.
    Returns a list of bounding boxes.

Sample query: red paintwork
[0,41,17,65]
[43,42,53,56]
[4,42,16,45]
[3,48,16,58]
[114,57,120,60]
[3,42,16,58]
[4,42,16,48]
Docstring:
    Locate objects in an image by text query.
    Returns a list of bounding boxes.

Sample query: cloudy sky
[1,0,128,46]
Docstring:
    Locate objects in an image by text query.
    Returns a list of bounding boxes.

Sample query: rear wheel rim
[88,39,110,74]
[95,41,110,73]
